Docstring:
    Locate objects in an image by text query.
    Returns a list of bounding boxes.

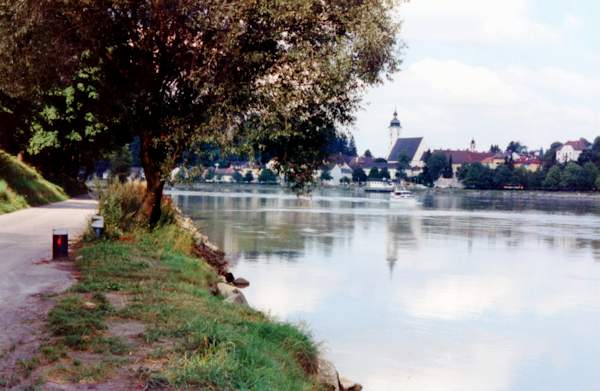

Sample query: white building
[386,111,428,177]
[556,138,590,163]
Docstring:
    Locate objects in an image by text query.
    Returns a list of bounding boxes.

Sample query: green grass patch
[0,150,67,214]
[38,224,320,389]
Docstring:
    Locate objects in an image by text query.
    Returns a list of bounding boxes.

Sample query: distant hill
[0,150,67,214]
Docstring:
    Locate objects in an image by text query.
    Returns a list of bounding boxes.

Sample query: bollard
[91,215,105,238]
[52,228,69,259]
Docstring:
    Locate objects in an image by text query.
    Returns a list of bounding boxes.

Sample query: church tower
[469,138,476,152]
[389,109,402,151]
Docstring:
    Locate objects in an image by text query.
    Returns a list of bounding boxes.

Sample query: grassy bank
[14,222,320,389]
[0,150,67,214]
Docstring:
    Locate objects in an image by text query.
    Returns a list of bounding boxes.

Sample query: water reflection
[170,186,600,391]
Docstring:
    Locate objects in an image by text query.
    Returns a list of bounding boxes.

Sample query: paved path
[0,197,97,352]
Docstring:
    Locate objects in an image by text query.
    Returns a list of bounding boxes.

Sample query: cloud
[353,58,600,156]
[400,0,559,45]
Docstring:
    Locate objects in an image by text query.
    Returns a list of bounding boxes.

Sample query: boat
[364,181,394,193]
[390,188,416,202]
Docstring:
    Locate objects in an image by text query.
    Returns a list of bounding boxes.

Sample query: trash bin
[52,228,69,259]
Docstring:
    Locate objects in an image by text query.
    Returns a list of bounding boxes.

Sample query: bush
[99,181,177,236]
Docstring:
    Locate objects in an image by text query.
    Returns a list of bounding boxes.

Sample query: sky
[352,0,600,158]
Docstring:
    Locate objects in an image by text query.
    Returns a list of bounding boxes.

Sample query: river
[170,185,600,391]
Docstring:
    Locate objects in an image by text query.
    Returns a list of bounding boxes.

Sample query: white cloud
[400,0,559,44]
[353,59,600,156]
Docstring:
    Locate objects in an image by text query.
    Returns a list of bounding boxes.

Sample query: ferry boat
[364,181,394,193]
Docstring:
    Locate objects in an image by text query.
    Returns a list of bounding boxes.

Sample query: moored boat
[364,181,394,193]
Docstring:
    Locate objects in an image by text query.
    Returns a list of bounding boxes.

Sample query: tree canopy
[0,0,400,224]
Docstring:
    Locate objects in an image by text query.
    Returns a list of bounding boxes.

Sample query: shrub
[99,181,177,236]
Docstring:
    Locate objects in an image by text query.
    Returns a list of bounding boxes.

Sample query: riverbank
[1,195,336,389]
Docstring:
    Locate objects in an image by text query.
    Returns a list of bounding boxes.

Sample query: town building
[556,138,591,163]
[386,110,428,177]
[434,147,494,175]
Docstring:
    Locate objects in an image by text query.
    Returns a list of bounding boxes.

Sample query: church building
[386,110,428,177]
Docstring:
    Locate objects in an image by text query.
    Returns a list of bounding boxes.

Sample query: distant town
[95,110,600,193]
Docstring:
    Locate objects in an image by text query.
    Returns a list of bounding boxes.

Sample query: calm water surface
[170,185,600,391]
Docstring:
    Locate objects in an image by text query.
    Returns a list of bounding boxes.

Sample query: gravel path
[0,197,97,354]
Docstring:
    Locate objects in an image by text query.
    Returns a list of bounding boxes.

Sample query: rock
[317,359,340,391]
[83,301,97,310]
[339,377,363,391]
[233,277,250,288]
[216,282,240,299]
[223,292,248,306]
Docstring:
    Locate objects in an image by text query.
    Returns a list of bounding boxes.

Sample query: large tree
[0,0,400,224]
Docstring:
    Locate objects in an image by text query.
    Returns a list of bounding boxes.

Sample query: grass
[35,223,321,390]
[0,150,67,214]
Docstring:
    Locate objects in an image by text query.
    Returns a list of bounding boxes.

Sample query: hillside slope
[0,150,67,214]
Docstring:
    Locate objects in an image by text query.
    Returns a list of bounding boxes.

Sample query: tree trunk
[139,134,165,227]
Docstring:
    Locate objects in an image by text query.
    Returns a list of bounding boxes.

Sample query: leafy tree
[320,169,333,182]
[364,150,373,159]
[542,142,562,171]
[493,165,513,189]
[0,0,400,224]
[340,176,351,185]
[107,145,132,182]
[244,171,254,183]
[233,171,244,183]
[374,158,388,163]
[461,163,494,189]
[506,141,526,155]
[352,167,367,183]
[542,165,562,190]
[560,162,588,191]
[368,167,380,180]
[442,155,454,178]
[205,170,215,181]
[489,145,501,153]
[424,153,447,184]
[380,167,390,180]
[258,169,278,184]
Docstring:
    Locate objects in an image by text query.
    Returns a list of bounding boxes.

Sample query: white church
[386,110,428,177]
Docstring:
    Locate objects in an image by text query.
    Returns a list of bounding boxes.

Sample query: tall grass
[0,150,67,213]
[98,181,177,236]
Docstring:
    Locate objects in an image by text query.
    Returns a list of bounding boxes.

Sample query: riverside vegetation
[6,182,322,390]
[0,150,66,214]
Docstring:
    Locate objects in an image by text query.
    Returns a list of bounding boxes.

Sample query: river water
[170,185,600,391]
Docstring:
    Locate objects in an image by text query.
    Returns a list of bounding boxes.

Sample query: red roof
[564,138,590,151]
[433,150,494,164]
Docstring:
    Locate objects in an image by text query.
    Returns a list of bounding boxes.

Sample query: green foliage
[340,176,351,185]
[380,167,390,180]
[98,181,177,236]
[48,294,112,349]
[258,169,278,184]
[106,145,132,182]
[367,167,380,180]
[0,150,67,213]
[352,167,367,183]
[45,223,321,389]
[232,171,244,183]
[1,0,401,220]
[243,171,254,183]
[319,169,333,182]
[542,165,562,190]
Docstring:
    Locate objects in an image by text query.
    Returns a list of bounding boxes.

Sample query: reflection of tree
[173,191,358,264]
